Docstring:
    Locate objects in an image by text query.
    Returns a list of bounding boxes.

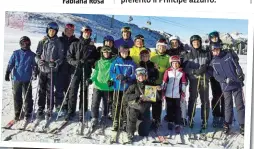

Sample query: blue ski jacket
[210,51,243,92]
[110,56,137,91]
[114,37,134,49]
[7,49,36,82]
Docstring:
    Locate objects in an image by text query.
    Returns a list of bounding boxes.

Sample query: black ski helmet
[46,22,59,35]
[134,34,145,45]
[80,25,92,37]
[208,31,220,42]
[190,35,202,49]
[19,36,31,49]
[103,35,114,46]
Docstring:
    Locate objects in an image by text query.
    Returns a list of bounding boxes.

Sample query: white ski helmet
[169,35,180,42]
[135,67,148,77]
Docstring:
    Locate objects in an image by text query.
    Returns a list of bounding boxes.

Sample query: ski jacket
[183,48,212,81]
[35,36,64,73]
[90,56,116,91]
[139,60,159,85]
[59,33,79,58]
[162,67,187,98]
[114,37,134,49]
[210,51,243,92]
[129,46,147,64]
[67,38,97,77]
[7,49,36,82]
[150,51,170,85]
[109,56,137,91]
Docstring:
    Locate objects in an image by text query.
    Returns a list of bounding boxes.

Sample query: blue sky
[107,15,248,41]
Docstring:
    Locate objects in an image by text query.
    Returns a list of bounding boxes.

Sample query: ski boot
[175,125,181,134]
[168,122,175,130]
[125,133,134,144]
[212,117,220,128]
[240,124,244,136]
[223,123,230,134]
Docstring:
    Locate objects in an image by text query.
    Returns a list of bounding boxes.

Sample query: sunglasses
[65,24,75,30]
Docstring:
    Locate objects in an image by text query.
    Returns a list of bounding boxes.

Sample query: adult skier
[114,26,134,49]
[129,34,147,64]
[35,22,64,119]
[210,42,245,135]
[183,35,212,129]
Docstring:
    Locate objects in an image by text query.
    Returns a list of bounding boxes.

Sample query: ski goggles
[101,47,112,52]
[65,23,75,30]
[47,24,59,30]
[82,29,92,33]
[135,35,144,41]
[135,68,147,76]
[121,27,131,32]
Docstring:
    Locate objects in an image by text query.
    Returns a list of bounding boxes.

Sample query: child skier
[139,49,159,85]
[35,22,64,119]
[162,55,187,133]
[5,36,37,121]
[150,38,170,130]
[124,67,162,143]
[109,44,137,131]
[86,46,116,127]
[210,42,245,135]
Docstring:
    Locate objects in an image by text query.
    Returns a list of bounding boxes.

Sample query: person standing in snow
[209,42,245,135]
[114,26,134,49]
[150,38,170,130]
[129,34,147,65]
[35,22,64,119]
[162,55,187,132]
[94,35,118,63]
[55,23,79,116]
[65,25,97,122]
[124,67,162,143]
[183,35,212,129]
[5,36,37,121]
[86,46,116,127]
[109,44,137,131]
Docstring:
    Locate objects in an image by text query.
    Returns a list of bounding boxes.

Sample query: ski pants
[13,80,33,118]
[188,78,210,122]
[68,68,89,122]
[112,90,128,129]
[210,77,225,118]
[91,88,113,119]
[224,88,245,125]
[55,60,71,110]
[151,90,162,122]
[126,105,151,136]
[38,72,56,113]
[166,97,181,125]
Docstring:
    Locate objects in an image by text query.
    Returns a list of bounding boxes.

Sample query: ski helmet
[134,34,144,41]
[210,42,222,51]
[156,38,168,49]
[135,67,148,76]
[170,55,180,64]
[208,31,219,39]
[121,26,131,33]
[46,22,59,34]
[65,23,75,30]
[190,35,202,48]
[19,36,31,49]
[104,35,114,42]
[81,25,92,32]
[101,46,112,53]
[169,35,180,42]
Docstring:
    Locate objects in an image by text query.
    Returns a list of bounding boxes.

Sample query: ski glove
[116,74,124,80]
[225,78,234,84]
[38,59,45,66]
[86,79,92,86]
[49,61,56,68]
[5,71,10,81]
[193,64,207,75]
[107,80,114,87]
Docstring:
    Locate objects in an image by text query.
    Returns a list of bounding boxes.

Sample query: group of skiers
[5,21,246,143]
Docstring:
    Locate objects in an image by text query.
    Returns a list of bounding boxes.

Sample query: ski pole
[189,76,201,127]
[56,64,79,120]
[19,76,33,120]
[83,66,85,126]
[50,67,53,118]
[118,83,126,131]
[212,84,229,112]
[112,81,121,131]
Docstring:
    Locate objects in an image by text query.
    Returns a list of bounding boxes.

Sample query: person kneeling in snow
[162,55,187,133]
[210,42,245,136]
[124,67,162,143]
